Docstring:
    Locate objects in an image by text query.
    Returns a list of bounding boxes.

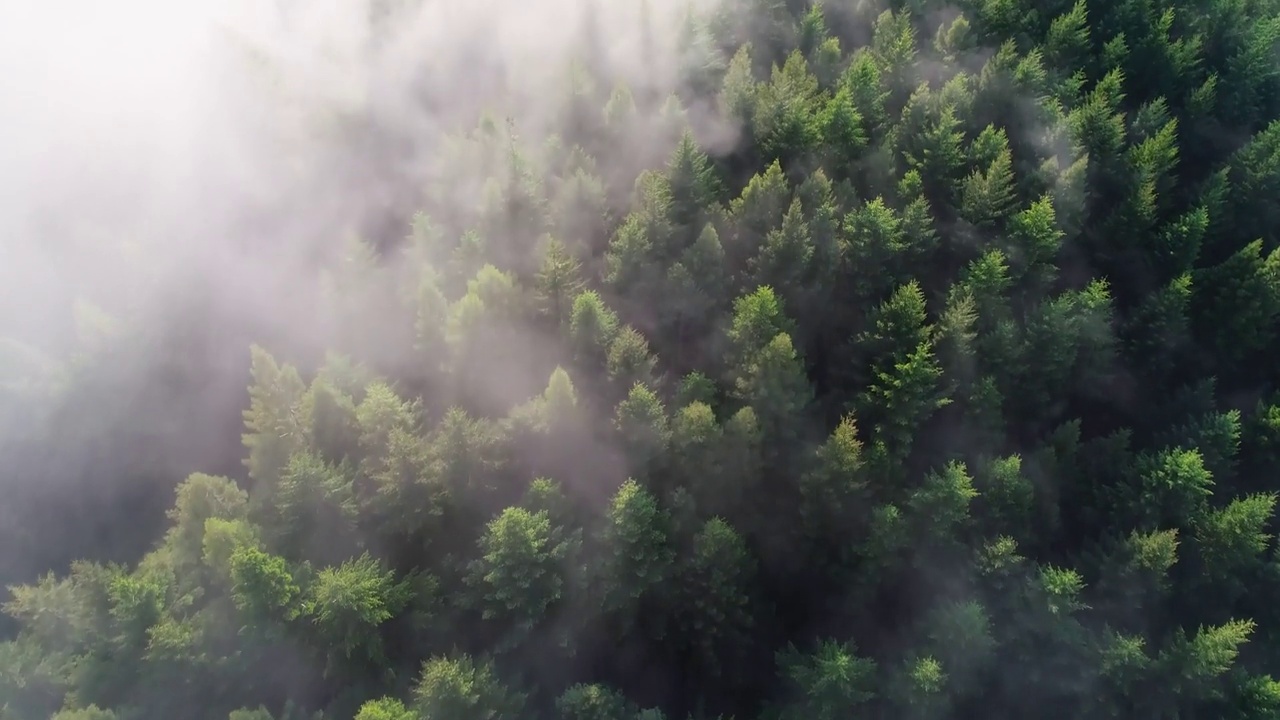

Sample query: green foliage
[50,707,117,720]
[534,238,586,327]
[910,461,978,547]
[859,338,949,459]
[1005,195,1063,290]
[598,480,674,617]
[1129,527,1181,577]
[242,347,307,495]
[818,88,867,170]
[1045,1,1089,70]
[411,655,527,720]
[733,333,812,459]
[16,3,1280,719]
[615,384,671,476]
[569,290,621,367]
[229,546,304,625]
[858,281,930,367]
[269,452,356,565]
[839,197,913,305]
[720,44,758,127]
[1040,565,1087,615]
[675,371,717,409]
[1194,493,1277,578]
[1135,447,1215,527]
[754,52,824,166]
[556,683,636,720]
[771,640,877,720]
[728,163,791,275]
[354,697,413,720]
[960,131,1016,227]
[607,327,659,392]
[665,132,723,243]
[309,553,410,668]
[799,415,866,546]
[1192,240,1280,368]
[1124,272,1193,382]
[725,286,796,381]
[468,507,576,629]
[888,655,948,719]
[414,267,448,362]
[899,91,967,203]
[164,473,251,575]
[974,454,1034,542]
[1158,619,1257,706]
[203,517,261,580]
[356,383,414,448]
[921,600,996,691]
[676,518,756,677]
[749,199,814,309]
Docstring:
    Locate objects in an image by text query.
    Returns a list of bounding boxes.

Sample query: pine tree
[533,238,586,328]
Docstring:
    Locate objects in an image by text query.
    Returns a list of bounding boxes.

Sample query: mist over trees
[4,0,1280,718]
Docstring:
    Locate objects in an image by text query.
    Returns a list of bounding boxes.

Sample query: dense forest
[5,0,1280,717]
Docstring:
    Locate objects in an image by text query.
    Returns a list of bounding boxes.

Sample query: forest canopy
[5,0,1280,718]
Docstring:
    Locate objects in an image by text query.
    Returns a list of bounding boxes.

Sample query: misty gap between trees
[4,0,1280,718]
